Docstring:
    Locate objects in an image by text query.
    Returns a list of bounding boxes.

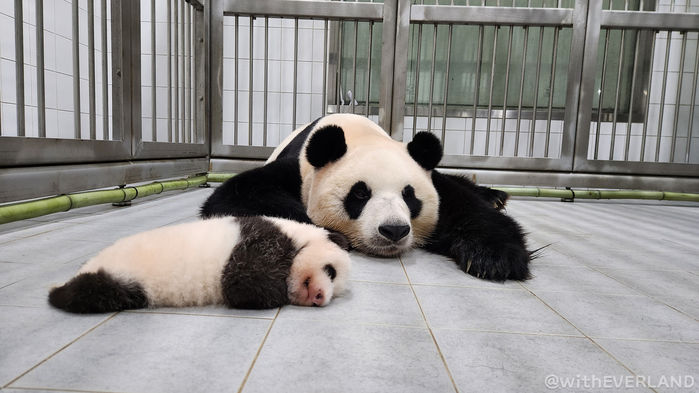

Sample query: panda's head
[302,119,442,257]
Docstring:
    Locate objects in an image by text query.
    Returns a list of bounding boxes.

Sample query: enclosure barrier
[2,172,698,225]
[1,0,698,206]
[0,175,207,225]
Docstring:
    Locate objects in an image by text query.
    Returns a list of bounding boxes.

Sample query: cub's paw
[476,187,510,211]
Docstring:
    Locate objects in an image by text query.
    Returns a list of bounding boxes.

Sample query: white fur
[78,216,351,308]
[269,114,439,256]
[265,217,352,306]
[79,217,239,307]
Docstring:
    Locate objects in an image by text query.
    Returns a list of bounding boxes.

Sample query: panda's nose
[378,224,411,242]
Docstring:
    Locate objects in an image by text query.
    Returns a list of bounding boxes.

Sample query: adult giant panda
[49,216,351,313]
[201,114,530,281]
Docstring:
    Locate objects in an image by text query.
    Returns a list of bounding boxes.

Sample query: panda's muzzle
[378,224,411,242]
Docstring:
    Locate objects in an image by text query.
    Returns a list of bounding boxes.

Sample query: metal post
[670,32,686,163]
[595,29,611,160]
[609,29,626,160]
[624,29,640,161]
[88,0,96,140]
[655,31,672,162]
[412,24,423,137]
[151,0,156,141]
[441,24,452,143]
[101,0,109,140]
[470,25,484,155]
[544,27,559,158]
[167,0,172,142]
[515,26,529,157]
[499,25,513,156]
[36,0,46,138]
[485,26,499,155]
[72,0,81,139]
[427,24,437,133]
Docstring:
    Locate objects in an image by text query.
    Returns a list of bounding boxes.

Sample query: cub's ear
[407,131,443,170]
[306,125,347,168]
[327,231,351,251]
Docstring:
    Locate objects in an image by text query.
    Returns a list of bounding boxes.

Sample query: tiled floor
[1,187,698,393]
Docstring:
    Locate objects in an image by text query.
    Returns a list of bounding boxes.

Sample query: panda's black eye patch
[344,181,371,219]
[323,264,337,281]
[402,185,422,219]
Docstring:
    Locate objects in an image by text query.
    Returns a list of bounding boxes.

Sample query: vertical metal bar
[36,0,46,138]
[412,24,422,137]
[337,21,343,108]
[655,31,672,162]
[499,25,513,156]
[167,0,172,142]
[670,32,686,163]
[185,4,191,143]
[88,0,96,140]
[609,29,625,160]
[101,0,109,140]
[624,29,640,161]
[544,27,559,158]
[72,0,80,139]
[351,20,358,114]
[485,26,499,155]
[234,15,238,145]
[441,24,452,142]
[528,26,544,158]
[470,25,484,155]
[263,16,268,145]
[174,0,179,143]
[14,0,25,137]
[292,18,298,128]
[322,20,328,116]
[594,29,611,160]
[686,38,699,163]
[365,21,374,116]
[427,24,437,133]
[640,31,656,161]
[151,0,156,141]
[248,16,253,143]
[180,0,185,143]
[514,26,529,156]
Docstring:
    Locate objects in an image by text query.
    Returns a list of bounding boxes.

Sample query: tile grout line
[398,255,460,393]
[123,309,276,320]
[585,265,699,323]
[3,312,119,389]
[7,384,134,393]
[518,283,660,393]
[236,307,281,393]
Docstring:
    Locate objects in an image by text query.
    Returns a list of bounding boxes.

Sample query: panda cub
[49,216,351,313]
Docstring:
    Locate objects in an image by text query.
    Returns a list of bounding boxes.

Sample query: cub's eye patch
[344,181,371,219]
[402,185,422,219]
[323,264,337,281]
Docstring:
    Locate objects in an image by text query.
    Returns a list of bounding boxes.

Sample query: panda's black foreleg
[438,173,509,211]
[424,171,531,281]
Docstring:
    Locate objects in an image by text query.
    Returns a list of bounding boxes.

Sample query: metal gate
[211,0,699,189]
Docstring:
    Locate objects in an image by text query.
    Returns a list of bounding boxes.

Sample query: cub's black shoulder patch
[222,217,298,309]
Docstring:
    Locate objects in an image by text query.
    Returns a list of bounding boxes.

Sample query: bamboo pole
[0,176,208,224]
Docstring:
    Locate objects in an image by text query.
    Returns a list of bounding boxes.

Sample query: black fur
[343,181,371,219]
[306,125,347,168]
[407,131,443,171]
[48,269,148,313]
[323,264,337,281]
[276,118,321,160]
[424,170,530,281]
[200,158,312,223]
[441,172,509,210]
[327,231,351,251]
[221,217,298,309]
[402,185,422,219]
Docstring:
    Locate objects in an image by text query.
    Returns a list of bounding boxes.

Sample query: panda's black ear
[327,231,351,251]
[305,125,347,168]
[407,131,443,170]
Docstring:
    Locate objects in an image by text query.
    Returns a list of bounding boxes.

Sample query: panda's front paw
[456,242,531,281]
[476,187,509,211]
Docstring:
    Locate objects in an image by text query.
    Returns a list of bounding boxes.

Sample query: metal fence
[210,0,699,187]
[1,0,698,203]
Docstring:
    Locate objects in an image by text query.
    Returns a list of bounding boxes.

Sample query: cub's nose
[378,224,411,242]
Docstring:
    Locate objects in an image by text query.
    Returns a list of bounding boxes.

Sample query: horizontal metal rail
[410,5,574,26]
[222,0,384,21]
[600,11,699,30]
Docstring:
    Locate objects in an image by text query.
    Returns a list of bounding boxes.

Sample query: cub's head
[302,121,442,257]
[284,226,352,307]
